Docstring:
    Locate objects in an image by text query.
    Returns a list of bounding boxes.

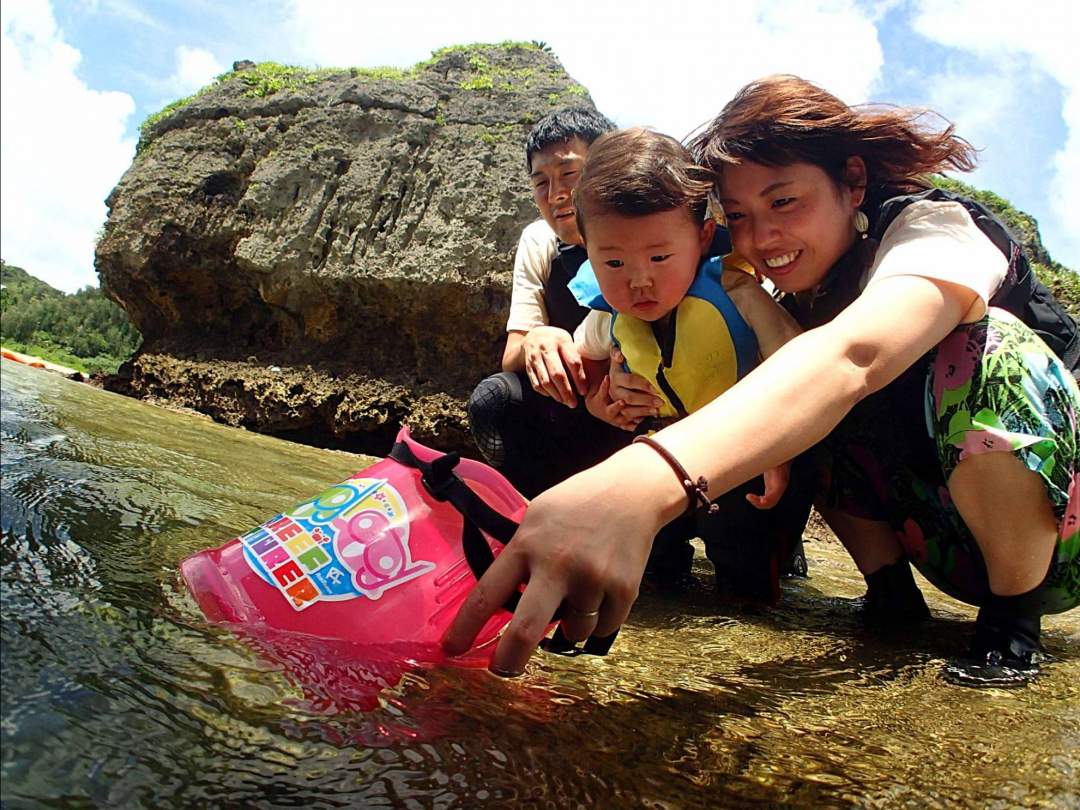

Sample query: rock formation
[96,43,598,453]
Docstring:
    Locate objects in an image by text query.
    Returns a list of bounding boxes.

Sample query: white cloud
[917,62,1019,141]
[141,46,226,116]
[911,0,1080,267]
[285,0,883,140]
[550,0,884,142]
[68,0,162,28]
[1055,90,1080,247]
[169,45,225,97]
[101,0,164,29]
[284,0,514,68]
[1,0,135,292]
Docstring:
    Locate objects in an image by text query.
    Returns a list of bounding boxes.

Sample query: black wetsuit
[473,242,631,499]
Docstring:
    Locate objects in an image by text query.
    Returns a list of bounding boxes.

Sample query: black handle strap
[389,440,522,611]
[388,439,593,636]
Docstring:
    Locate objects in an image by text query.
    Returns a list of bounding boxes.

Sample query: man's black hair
[525,107,615,170]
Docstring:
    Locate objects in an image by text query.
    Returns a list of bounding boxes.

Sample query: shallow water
[2,358,1078,808]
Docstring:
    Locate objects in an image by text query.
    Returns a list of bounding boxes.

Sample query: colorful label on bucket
[241,477,434,611]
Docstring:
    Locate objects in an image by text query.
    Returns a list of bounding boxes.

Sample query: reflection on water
[2,358,1078,808]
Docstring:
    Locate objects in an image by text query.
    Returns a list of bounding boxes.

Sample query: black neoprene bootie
[782,537,809,579]
[943,592,1043,687]
[540,625,619,657]
[862,559,931,628]
[467,372,521,467]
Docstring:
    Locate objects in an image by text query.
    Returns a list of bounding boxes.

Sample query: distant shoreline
[1,346,82,376]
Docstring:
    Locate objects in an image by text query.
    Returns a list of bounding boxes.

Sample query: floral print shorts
[816,308,1080,613]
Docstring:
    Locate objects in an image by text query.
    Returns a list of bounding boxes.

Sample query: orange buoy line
[1,346,80,375]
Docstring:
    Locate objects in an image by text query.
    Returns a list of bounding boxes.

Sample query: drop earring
[854,209,869,240]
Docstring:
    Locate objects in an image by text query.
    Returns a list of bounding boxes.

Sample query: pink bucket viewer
[180,427,526,667]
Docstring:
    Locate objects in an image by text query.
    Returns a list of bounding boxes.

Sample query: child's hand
[608,350,663,422]
[746,461,790,510]
[586,376,641,431]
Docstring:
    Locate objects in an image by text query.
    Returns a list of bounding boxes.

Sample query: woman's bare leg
[815,507,904,575]
[947,451,1057,596]
[945,451,1054,684]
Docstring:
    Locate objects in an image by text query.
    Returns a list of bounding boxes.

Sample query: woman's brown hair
[574,127,715,239]
[687,75,978,213]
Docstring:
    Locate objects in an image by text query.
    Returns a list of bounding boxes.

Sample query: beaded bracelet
[632,435,718,517]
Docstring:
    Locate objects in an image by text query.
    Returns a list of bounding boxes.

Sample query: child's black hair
[574,128,715,239]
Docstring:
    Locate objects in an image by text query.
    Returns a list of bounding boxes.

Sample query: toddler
[569,128,809,603]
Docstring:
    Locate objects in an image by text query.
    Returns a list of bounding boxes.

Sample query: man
[468,108,632,500]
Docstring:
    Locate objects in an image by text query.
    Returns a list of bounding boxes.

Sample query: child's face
[585,208,714,322]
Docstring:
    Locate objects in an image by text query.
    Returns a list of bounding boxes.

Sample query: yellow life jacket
[571,255,759,419]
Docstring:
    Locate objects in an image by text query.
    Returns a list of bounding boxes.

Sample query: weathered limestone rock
[105,354,470,454]
[97,44,598,451]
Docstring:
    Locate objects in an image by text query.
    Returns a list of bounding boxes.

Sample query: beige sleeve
[574,311,613,361]
[865,200,1007,323]
[506,219,559,333]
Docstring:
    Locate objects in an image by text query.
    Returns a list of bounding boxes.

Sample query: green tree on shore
[1,260,141,374]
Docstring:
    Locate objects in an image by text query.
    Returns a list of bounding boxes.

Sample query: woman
[444,76,1079,687]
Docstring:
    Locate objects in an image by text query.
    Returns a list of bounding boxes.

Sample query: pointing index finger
[443,547,526,657]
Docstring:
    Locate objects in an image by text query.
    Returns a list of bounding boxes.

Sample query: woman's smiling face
[717,160,864,294]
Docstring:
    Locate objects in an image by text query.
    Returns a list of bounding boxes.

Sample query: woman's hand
[443,444,686,676]
[608,350,663,422]
[521,326,587,407]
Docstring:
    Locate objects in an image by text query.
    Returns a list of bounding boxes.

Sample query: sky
[1,0,1078,292]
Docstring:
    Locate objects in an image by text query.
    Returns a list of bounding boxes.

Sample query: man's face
[529,136,589,245]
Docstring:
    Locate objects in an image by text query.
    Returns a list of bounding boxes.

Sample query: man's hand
[521,326,587,407]
[608,350,662,422]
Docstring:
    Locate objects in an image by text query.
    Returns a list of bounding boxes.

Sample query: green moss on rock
[137,42,554,152]
[237,62,338,97]
[1033,262,1080,316]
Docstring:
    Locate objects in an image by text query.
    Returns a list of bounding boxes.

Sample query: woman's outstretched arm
[445,274,976,675]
